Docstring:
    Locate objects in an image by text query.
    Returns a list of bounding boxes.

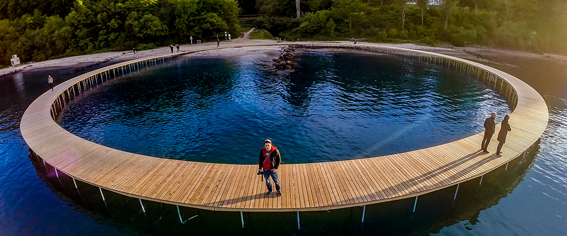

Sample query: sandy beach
[1,38,565,79]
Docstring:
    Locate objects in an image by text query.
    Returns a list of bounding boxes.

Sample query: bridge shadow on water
[29,140,540,236]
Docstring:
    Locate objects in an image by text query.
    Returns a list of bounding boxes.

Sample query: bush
[249,29,274,39]
[399,29,408,39]
[388,28,398,38]
[136,43,156,50]
[378,30,388,40]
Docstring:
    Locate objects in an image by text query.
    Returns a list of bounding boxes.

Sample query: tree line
[0,0,239,65]
[1,0,566,66]
[251,0,566,53]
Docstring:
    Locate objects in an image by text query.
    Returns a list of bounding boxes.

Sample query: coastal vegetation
[251,0,567,52]
[0,0,565,66]
[0,0,240,64]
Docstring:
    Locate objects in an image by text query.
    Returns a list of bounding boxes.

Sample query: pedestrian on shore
[481,112,497,153]
[48,75,54,91]
[190,36,193,44]
[176,44,179,52]
[169,44,173,53]
[258,139,282,196]
[354,38,357,44]
[217,38,220,47]
[496,115,512,155]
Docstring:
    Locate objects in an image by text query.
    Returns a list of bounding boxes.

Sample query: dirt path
[231,28,256,43]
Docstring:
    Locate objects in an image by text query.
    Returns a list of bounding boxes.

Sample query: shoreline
[1,40,565,78]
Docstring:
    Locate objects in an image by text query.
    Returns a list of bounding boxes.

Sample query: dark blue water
[1,49,566,235]
[60,52,509,163]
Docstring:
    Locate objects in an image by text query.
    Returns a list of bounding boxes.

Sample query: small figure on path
[169,44,174,53]
[132,47,136,54]
[481,112,497,153]
[217,38,220,47]
[496,115,512,155]
[190,36,193,44]
[258,139,282,196]
[176,44,179,52]
[354,38,357,44]
[48,75,54,91]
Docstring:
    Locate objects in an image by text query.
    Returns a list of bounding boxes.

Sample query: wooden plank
[208,164,235,207]
[319,163,339,205]
[360,158,394,198]
[338,160,367,203]
[314,163,332,207]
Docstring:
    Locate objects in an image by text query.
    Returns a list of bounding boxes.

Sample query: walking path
[20,42,548,212]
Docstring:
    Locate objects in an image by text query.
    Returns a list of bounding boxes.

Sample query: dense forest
[0,0,239,65]
[248,0,567,52]
[1,0,566,66]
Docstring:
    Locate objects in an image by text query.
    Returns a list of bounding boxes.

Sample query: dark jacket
[497,121,512,143]
[259,146,281,170]
[484,117,496,134]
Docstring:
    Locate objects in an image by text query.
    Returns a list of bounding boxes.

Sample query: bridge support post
[240,211,244,228]
[72,177,80,196]
[99,187,105,202]
[176,205,183,224]
[454,183,460,200]
[297,211,300,230]
[413,196,418,213]
[139,198,146,216]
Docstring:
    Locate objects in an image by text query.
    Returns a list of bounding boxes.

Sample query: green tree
[415,0,428,25]
[332,0,365,36]
[441,0,459,29]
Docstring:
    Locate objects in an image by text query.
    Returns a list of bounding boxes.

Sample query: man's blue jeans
[263,169,281,192]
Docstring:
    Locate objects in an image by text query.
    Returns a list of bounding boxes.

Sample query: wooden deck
[20,43,548,212]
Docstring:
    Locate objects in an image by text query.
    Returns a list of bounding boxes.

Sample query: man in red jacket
[258,139,282,196]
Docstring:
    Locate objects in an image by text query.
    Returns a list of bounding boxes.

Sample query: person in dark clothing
[217,38,220,47]
[176,44,179,52]
[258,139,282,196]
[481,112,497,153]
[496,115,512,155]
[169,44,173,53]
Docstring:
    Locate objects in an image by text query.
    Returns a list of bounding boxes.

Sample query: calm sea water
[0,49,565,235]
[60,52,509,163]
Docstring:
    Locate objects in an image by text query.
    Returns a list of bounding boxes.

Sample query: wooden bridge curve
[20,43,548,213]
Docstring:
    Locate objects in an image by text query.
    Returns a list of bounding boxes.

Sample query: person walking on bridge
[258,139,282,196]
[496,115,512,155]
[48,75,54,91]
[481,112,496,153]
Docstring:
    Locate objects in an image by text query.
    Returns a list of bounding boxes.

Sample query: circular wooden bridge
[20,43,548,223]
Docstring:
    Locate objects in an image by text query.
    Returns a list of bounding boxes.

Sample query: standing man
[217,37,220,47]
[176,44,179,52]
[190,36,193,44]
[481,112,496,153]
[169,44,174,53]
[258,139,282,196]
[47,75,54,91]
